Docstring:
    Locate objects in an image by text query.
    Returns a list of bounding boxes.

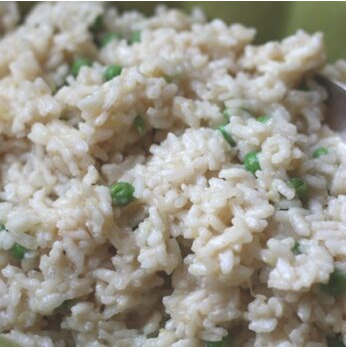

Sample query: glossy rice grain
[0,1,346,347]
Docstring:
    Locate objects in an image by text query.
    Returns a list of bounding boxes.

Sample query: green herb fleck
[100,33,122,47]
[110,182,135,207]
[104,65,123,81]
[128,31,141,45]
[288,177,308,200]
[164,75,172,83]
[313,147,329,158]
[240,106,253,115]
[55,79,69,93]
[0,224,6,231]
[257,115,270,123]
[205,335,232,347]
[291,241,301,255]
[90,15,103,34]
[327,333,345,347]
[299,82,310,91]
[147,330,160,339]
[133,115,146,136]
[9,243,28,261]
[55,299,73,313]
[217,125,236,147]
[321,268,346,296]
[223,108,231,123]
[71,58,92,78]
[244,151,261,175]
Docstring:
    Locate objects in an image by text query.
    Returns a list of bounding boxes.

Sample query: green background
[18,2,346,61]
[114,1,346,62]
[1,1,345,347]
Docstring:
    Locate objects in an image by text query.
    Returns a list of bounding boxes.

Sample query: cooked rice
[0,1,346,347]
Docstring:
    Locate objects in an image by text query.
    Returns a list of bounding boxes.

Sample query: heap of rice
[1,2,346,347]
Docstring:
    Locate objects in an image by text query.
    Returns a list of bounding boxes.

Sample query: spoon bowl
[316,75,346,139]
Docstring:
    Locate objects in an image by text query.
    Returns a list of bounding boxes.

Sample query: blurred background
[19,2,346,61]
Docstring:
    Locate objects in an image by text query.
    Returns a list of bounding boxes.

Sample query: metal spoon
[315,74,346,139]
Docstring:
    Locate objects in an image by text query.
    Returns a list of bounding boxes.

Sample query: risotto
[1,1,346,347]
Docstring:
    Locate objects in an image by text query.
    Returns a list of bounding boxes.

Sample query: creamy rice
[1,1,346,347]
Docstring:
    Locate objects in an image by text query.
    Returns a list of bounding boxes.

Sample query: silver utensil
[316,74,346,139]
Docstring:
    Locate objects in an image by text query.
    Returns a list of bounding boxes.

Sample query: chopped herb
[55,299,73,313]
[132,223,140,231]
[291,241,301,255]
[9,243,28,260]
[100,33,122,47]
[299,82,310,91]
[104,65,123,81]
[110,182,135,207]
[240,106,253,114]
[217,125,236,147]
[55,79,69,93]
[205,335,232,347]
[223,108,231,122]
[257,115,270,123]
[164,75,172,83]
[128,31,141,45]
[288,177,308,200]
[321,268,346,296]
[327,333,345,347]
[0,224,6,231]
[147,330,160,338]
[89,15,103,34]
[133,115,146,136]
[244,151,261,175]
[313,147,329,158]
[60,115,69,121]
[71,58,92,78]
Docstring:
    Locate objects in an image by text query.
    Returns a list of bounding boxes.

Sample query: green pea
[327,333,345,347]
[321,268,346,296]
[217,125,236,147]
[313,147,329,158]
[291,241,301,255]
[110,182,135,207]
[104,65,123,81]
[244,151,261,175]
[205,335,232,347]
[55,299,73,313]
[288,178,308,200]
[257,115,270,123]
[90,15,103,33]
[71,58,92,78]
[9,243,28,260]
[133,115,146,136]
[100,33,122,47]
[128,31,141,45]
